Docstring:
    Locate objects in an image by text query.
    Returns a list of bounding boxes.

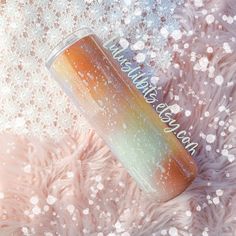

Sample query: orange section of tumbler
[46,28,197,202]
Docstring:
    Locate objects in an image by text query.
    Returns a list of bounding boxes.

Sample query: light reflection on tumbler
[46,28,197,202]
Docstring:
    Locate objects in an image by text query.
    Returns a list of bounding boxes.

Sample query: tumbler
[46,27,197,202]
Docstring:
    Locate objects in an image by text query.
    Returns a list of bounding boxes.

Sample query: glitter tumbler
[46,27,197,202]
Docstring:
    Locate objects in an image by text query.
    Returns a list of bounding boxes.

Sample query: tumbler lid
[45,27,94,69]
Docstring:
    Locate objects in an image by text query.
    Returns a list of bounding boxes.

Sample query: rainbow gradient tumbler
[46,27,197,202]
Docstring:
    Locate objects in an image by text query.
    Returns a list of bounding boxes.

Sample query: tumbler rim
[45,27,94,69]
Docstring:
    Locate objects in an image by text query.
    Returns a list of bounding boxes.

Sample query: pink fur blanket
[1,0,236,235]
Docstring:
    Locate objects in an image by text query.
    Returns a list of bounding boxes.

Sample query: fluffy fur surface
[1,0,236,235]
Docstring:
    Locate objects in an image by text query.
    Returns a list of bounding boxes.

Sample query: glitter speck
[228,154,235,162]
[185,110,191,117]
[132,40,145,50]
[150,76,160,85]
[161,229,167,235]
[119,38,129,49]
[88,199,94,205]
[46,195,57,205]
[205,14,215,24]
[222,15,228,21]
[184,43,189,49]
[218,105,225,112]
[222,149,228,156]
[97,183,104,190]
[160,27,169,38]
[206,134,216,143]
[199,57,209,71]
[95,175,102,182]
[122,123,127,129]
[170,104,181,114]
[30,196,39,205]
[67,171,74,178]
[23,164,31,173]
[223,42,232,53]
[228,125,235,132]
[202,231,208,236]
[125,17,131,25]
[212,197,220,205]
[0,192,4,199]
[169,227,178,236]
[207,47,213,53]
[216,189,224,196]
[196,205,201,211]
[44,233,53,236]
[83,208,89,215]
[186,210,192,217]
[194,0,203,7]
[219,120,225,126]
[114,221,122,230]
[44,205,49,212]
[121,232,130,236]
[171,30,182,41]
[135,53,146,63]
[227,16,234,24]
[215,75,224,85]
[134,8,142,16]
[32,205,41,215]
[124,0,131,6]
[22,227,29,234]
[67,204,75,214]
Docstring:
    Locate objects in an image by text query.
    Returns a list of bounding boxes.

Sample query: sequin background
[0,0,183,140]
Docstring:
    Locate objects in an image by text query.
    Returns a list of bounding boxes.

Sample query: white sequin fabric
[0,0,182,140]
